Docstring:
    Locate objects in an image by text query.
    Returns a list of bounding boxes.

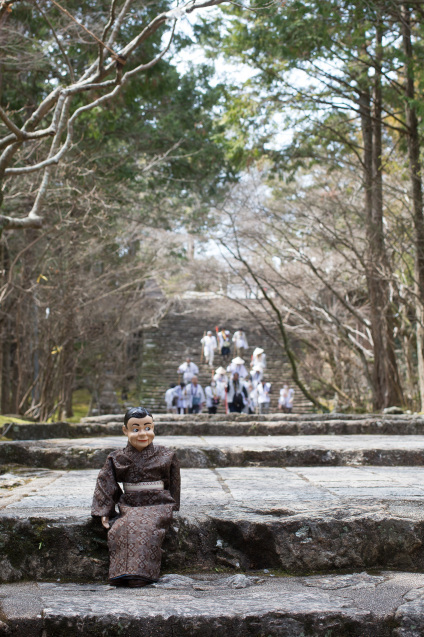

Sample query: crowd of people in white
[164,327,295,415]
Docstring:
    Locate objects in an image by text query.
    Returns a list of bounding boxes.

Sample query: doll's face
[123,416,155,451]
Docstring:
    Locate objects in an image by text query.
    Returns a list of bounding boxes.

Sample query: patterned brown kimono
[91,442,180,583]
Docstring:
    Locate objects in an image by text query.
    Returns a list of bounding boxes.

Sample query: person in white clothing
[251,347,267,370]
[256,380,271,414]
[186,376,206,414]
[279,384,294,413]
[227,356,248,379]
[214,366,227,385]
[250,365,263,388]
[226,372,248,413]
[245,381,256,414]
[178,357,199,384]
[174,382,188,414]
[213,366,228,405]
[164,384,177,413]
[205,380,223,414]
[201,331,218,367]
[232,329,248,356]
[286,387,294,412]
[217,328,232,363]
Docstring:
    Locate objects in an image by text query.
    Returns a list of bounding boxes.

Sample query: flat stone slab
[1,571,424,636]
[2,435,424,469]
[1,466,424,581]
[3,415,424,439]
[82,413,417,422]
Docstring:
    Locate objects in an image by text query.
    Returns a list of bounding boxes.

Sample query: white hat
[215,366,227,375]
[232,356,245,365]
[253,347,264,356]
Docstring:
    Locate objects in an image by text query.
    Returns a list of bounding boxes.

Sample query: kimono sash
[123,481,164,492]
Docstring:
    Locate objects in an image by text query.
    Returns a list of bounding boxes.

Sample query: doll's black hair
[124,406,152,428]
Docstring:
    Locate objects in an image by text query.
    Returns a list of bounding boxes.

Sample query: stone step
[1,571,424,636]
[2,466,424,583]
[83,413,417,423]
[137,395,313,415]
[2,414,422,440]
[3,435,424,469]
[133,298,316,415]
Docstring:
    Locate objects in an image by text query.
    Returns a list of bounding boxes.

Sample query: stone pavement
[2,466,424,581]
[3,435,424,469]
[2,412,424,635]
[1,571,424,636]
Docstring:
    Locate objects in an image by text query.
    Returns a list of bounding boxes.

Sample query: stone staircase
[1,412,424,635]
[137,296,313,414]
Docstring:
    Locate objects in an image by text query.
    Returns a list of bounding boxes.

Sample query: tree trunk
[358,41,404,409]
[401,5,424,411]
[1,321,11,414]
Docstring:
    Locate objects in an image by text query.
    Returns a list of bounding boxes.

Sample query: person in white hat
[227,356,248,379]
[251,347,267,371]
[214,366,227,384]
[250,365,263,388]
[200,330,217,367]
[214,366,229,412]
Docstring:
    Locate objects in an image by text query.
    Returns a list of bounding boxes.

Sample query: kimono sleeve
[169,453,181,511]
[91,455,122,518]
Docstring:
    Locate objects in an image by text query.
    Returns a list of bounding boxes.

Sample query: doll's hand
[101,516,110,529]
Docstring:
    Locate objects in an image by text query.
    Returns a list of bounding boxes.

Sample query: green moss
[47,389,92,424]
[0,415,29,426]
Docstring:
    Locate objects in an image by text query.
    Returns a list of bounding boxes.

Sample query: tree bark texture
[401,4,424,411]
[358,39,404,409]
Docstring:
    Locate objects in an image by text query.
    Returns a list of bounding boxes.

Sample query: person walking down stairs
[227,356,248,380]
[251,347,267,371]
[279,384,295,413]
[255,380,272,414]
[217,328,232,364]
[186,376,206,414]
[178,357,199,384]
[250,365,263,388]
[214,366,228,404]
[174,382,188,414]
[164,384,177,414]
[232,328,248,357]
[205,380,224,414]
[200,331,217,367]
[227,372,248,413]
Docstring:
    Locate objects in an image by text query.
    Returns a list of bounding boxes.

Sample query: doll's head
[123,406,154,451]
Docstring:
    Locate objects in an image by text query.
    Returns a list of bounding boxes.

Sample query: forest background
[1,0,424,420]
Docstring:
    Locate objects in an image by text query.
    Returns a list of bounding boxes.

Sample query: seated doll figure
[91,406,180,588]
